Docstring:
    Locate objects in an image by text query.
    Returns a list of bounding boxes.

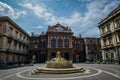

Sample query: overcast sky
[0,0,120,37]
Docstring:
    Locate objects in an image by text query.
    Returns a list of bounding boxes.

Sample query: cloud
[80,0,120,37]
[59,0,120,37]
[32,25,44,29]
[0,1,26,19]
[20,2,57,25]
[20,0,120,37]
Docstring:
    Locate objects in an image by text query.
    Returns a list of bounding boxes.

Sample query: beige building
[84,38,101,62]
[0,16,29,67]
[98,5,120,63]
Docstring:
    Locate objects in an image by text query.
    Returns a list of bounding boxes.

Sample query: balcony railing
[20,39,29,45]
[107,44,114,48]
[101,43,113,49]
[101,30,112,37]
[117,41,120,46]
[114,26,120,32]
[14,50,28,54]
[14,36,19,42]
[8,33,14,38]
[18,39,23,43]
[22,41,29,45]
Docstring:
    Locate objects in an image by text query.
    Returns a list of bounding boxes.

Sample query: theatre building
[29,23,86,63]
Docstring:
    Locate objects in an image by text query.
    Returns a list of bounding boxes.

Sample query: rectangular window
[115,19,120,28]
[15,31,18,39]
[103,39,107,46]
[51,39,56,47]
[101,26,106,34]
[106,23,110,32]
[108,37,113,45]
[9,27,13,34]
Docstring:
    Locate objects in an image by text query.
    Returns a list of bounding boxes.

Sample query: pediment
[47,23,71,32]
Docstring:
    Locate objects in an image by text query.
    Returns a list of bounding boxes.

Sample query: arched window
[64,38,69,47]
[58,38,62,47]
[76,43,79,50]
[51,38,56,47]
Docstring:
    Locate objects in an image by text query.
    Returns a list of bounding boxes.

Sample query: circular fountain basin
[31,66,85,74]
[46,61,73,68]
[31,51,85,75]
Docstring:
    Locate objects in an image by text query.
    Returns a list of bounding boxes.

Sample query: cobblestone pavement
[0,64,120,80]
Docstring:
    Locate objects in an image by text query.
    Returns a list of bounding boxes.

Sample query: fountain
[31,51,85,74]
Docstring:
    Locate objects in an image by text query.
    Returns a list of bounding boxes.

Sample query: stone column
[48,36,50,48]
[102,50,107,62]
[62,37,64,48]
[114,47,119,63]
[86,46,89,61]
[56,37,58,48]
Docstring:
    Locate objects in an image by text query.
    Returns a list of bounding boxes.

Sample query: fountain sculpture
[31,51,85,74]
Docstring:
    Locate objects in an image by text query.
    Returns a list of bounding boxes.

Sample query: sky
[0,0,120,37]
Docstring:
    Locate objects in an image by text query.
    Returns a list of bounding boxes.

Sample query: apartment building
[84,38,101,62]
[98,5,120,63]
[0,16,29,67]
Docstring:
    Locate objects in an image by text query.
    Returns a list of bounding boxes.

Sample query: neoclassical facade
[47,24,74,61]
[29,23,101,63]
[0,16,29,67]
[98,5,120,63]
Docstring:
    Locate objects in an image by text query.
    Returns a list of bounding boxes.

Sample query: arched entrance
[64,52,69,60]
[110,53,114,62]
[51,52,56,59]
[76,54,79,62]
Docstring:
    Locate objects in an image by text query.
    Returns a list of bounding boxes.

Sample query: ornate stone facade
[29,23,101,63]
[98,5,120,64]
[0,16,29,67]
[47,23,74,61]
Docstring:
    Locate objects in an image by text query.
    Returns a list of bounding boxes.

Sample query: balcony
[107,44,114,48]
[114,26,120,32]
[23,41,29,45]
[101,43,114,49]
[117,41,120,46]
[101,30,112,37]
[14,36,19,42]
[8,33,14,39]
[18,39,23,43]
[14,50,28,54]
[16,38,29,45]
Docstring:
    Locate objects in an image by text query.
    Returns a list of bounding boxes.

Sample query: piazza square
[0,0,120,80]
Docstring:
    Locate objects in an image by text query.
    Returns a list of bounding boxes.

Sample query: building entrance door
[64,52,69,60]
[41,53,46,63]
